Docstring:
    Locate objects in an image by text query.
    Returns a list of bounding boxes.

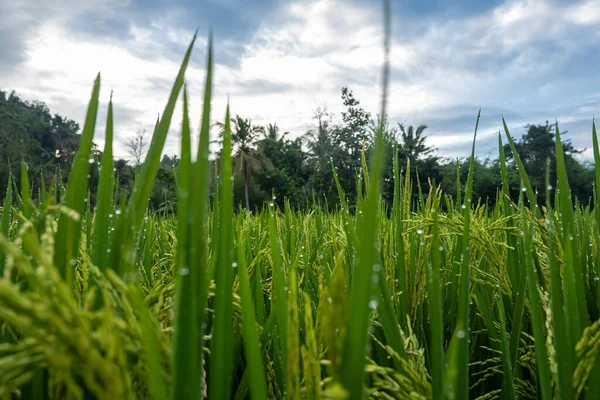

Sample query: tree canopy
[0,87,595,212]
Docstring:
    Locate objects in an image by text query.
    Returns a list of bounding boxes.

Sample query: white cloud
[1,0,598,162]
[1,14,214,158]
[567,0,600,24]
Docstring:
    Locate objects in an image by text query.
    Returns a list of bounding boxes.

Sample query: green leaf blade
[209,104,235,400]
[54,73,101,286]
[92,94,115,271]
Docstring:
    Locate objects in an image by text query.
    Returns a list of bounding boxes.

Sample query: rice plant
[1,2,600,399]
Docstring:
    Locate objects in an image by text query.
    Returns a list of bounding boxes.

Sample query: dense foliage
[1,87,594,213]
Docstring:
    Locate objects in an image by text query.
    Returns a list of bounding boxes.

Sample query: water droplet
[461,204,466,209]
[368,299,378,309]
[372,264,381,272]
[416,229,423,235]
[269,202,274,207]
[232,262,238,268]
[69,259,77,266]
[180,267,189,276]
[438,246,444,251]
[88,158,94,164]
[457,330,466,339]
[115,209,121,215]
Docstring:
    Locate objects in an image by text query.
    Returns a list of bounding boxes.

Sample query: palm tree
[397,124,434,163]
[218,115,269,209]
[263,123,288,142]
[303,107,335,197]
[303,107,333,172]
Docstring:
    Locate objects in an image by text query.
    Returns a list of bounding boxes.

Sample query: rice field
[1,23,600,400]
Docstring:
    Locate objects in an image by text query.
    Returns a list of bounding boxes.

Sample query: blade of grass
[332,160,356,285]
[392,149,408,330]
[496,295,516,399]
[128,284,166,400]
[268,203,288,385]
[519,188,552,400]
[455,159,461,212]
[236,228,268,400]
[108,197,127,275]
[375,255,407,365]
[443,110,479,400]
[426,208,444,399]
[39,171,46,206]
[287,265,301,399]
[189,35,214,390]
[120,34,197,278]
[341,2,390,397]
[447,159,463,334]
[555,123,587,343]
[233,309,278,400]
[20,161,32,220]
[498,133,517,287]
[502,117,538,216]
[508,235,527,375]
[54,74,100,286]
[545,157,574,400]
[92,93,115,272]
[593,119,600,312]
[0,174,13,276]
[501,128,528,376]
[170,87,201,400]
[209,104,235,400]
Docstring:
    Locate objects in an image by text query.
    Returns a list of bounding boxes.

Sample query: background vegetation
[1,86,594,213]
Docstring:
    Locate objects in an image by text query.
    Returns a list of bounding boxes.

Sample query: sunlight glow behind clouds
[0,0,598,161]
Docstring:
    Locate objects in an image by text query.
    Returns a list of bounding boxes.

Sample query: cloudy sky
[1,0,599,161]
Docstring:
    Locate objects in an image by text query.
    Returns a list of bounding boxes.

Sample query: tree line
[0,87,595,212]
